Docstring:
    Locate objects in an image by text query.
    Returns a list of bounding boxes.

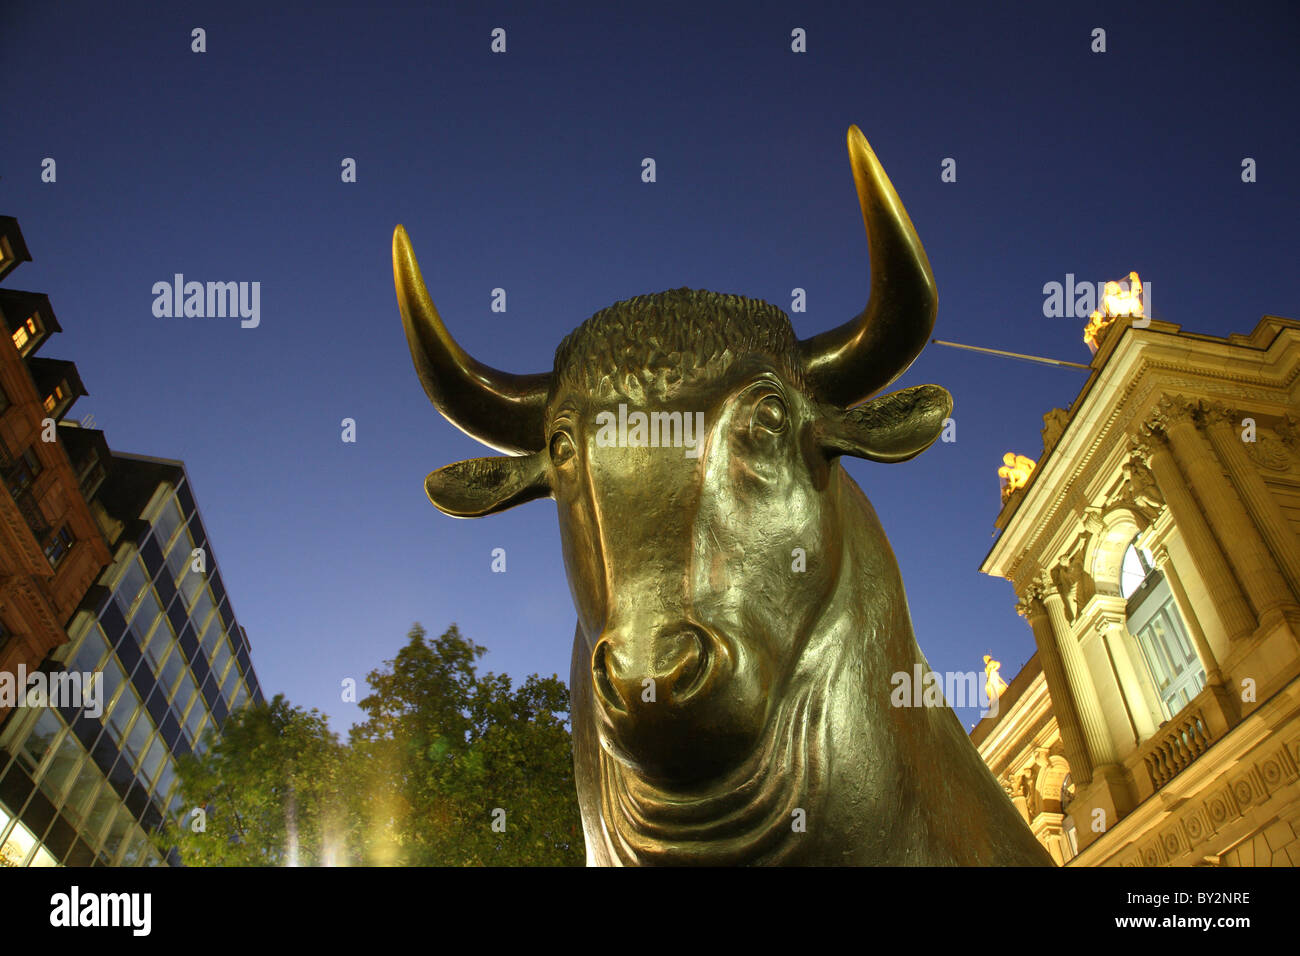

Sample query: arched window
[1120,541,1154,599]
[1122,537,1205,717]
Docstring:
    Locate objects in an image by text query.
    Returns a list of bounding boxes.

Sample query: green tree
[160,694,355,866]
[349,624,582,865]
[165,624,583,865]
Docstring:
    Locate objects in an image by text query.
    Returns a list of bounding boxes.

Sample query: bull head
[394,126,1050,865]
[395,124,946,495]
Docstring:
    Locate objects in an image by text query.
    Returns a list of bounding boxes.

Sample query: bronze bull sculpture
[393,126,1053,866]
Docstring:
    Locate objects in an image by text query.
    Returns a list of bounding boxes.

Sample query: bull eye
[549,430,576,466]
[752,394,788,434]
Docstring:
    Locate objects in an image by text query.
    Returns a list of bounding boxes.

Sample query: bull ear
[819,384,952,463]
[424,452,550,518]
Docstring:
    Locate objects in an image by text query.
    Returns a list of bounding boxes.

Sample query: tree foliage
[161,694,352,866]
[165,624,582,866]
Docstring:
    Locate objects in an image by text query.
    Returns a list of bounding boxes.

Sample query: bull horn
[798,126,938,408]
[393,225,550,455]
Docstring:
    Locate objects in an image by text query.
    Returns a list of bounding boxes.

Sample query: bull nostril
[667,629,710,703]
[593,626,717,712]
[592,641,627,713]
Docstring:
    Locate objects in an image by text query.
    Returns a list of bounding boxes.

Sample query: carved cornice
[1160,372,1299,408]
[1145,347,1300,389]
[1016,582,1048,623]
[1144,394,1198,437]
[1033,569,1070,613]
[1001,346,1300,591]
[1094,615,1119,635]
[1198,399,1238,429]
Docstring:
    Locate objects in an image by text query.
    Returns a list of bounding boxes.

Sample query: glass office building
[0,453,263,866]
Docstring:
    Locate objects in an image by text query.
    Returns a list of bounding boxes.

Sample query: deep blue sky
[3,1,1297,732]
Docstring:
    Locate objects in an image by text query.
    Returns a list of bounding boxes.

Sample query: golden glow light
[998,452,1036,501]
[1084,271,1144,350]
[983,654,1008,701]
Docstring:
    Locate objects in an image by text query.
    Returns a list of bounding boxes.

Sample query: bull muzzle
[592,622,721,713]
[589,621,766,783]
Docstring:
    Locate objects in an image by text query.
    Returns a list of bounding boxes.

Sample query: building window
[130,586,163,640]
[5,446,43,497]
[185,703,207,746]
[12,710,63,773]
[1123,538,1206,717]
[1120,542,1154,599]
[99,807,134,863]
[38,726,85,804]
[85,788,121,858]
[77,460,106,499]
[1061,814,1078,860]
[10,315,41,354]
[221,664,241,703]
[152,498,183,553]
[64,760,105,827]
[0,818,50,867]
[42,383,66,414]
[171,671,198,713]
[0,838,25,867]
[1132,597,1205,715]
[211,637,232,683]
[105,687,139,746]
[114,557,150,618]
[159,641,186,698]
[44,526,74,568]
[71,625,110,674]
[166,531,194,589]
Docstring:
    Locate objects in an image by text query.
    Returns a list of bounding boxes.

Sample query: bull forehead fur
[551,288,807,402]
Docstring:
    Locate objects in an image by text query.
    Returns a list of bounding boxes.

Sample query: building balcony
[0,488,51,577]
[12,490,51,544]
[1125,681,1239,803]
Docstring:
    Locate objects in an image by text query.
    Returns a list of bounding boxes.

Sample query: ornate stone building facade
[976,311,1300,866]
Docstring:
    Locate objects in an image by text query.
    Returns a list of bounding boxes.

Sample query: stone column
[1201,401,1300,602]
[1151,545,1223,687]
[1140,407,1256,642]
[1096,614,1157,743]
[1017,586,1093,784]
[1002,775,1031,824]
[1040,573,1118,768]
[1157,396,1297,625]
[1030,812,1068,867]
